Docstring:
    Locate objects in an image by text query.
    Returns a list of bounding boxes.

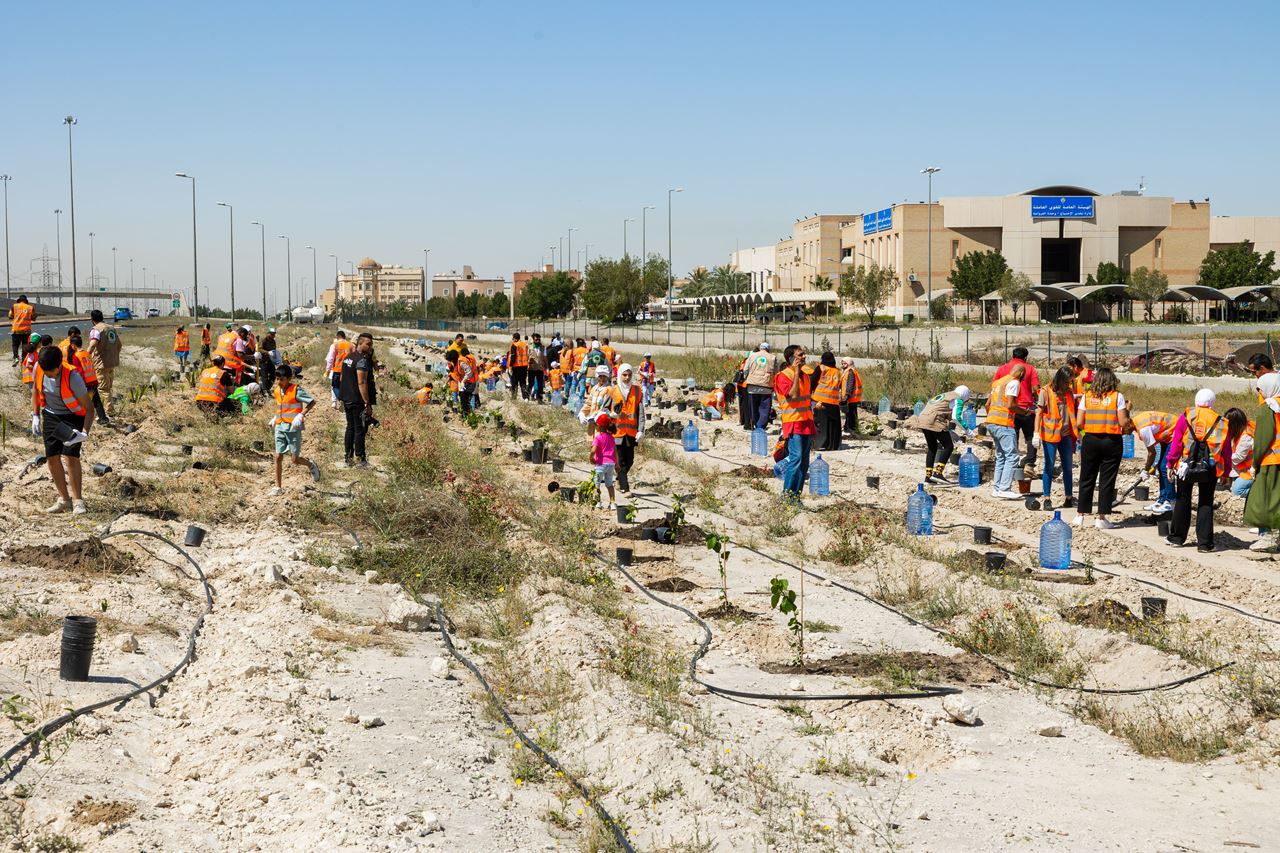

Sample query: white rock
[364,570,380,584]
[116,633,140,653]
[420,811,443,834]
[264,565,286,585]
[389,814,413,832]
[788,680,804,692]
[342,707,359,724]
[429,657,451,680]
[387,598,433,632]
[942,694,979,726]
[36,591,51,605]
[359,715,385,729]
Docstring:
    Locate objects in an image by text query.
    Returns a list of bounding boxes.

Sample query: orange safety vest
[1038,387,1074,443]
[195,366,228,404]
[1071,370,1093,398]
[701,389,726,412]
[571,346,587,372]
[510,340,529,368]
[1131,410,1175,445]
[775,366,814,429]
[33,365,87,415]
[1080,391,1122,435]
[72,349,98,386]
[611,384,643,438]
[175,330,190,353]
[549,368,563,390]
[601,345,617,368]
[811,365,842,406]
[1258,406,1280,467]
[331,339,354,375]
[215,331,244,371]
[842,367,863,403]
[985,377,1016,428]
[274,383,304,425]
[415,387,432,405]
[201,328,212,346]
[453,353,478,386]
[9,302,34,333]
[1181,406,1228,476]
[639,360,656,382]
[22,350,38,384]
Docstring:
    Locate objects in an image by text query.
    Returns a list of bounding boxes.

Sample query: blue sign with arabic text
[1031,196,1095,219]
[863,207,893,234]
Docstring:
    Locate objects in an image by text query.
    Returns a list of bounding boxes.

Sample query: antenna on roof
[1138,176,1146,196]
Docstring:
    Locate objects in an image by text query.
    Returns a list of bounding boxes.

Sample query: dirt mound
[729,465,773,480]
[761,651,1002,685]
[648,577,700,593]
[10,539,137,576]
[615,520,708,545]
[1062,598,1140,629]
[698,602,757,620]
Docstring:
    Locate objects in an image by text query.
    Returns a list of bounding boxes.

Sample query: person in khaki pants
[86,309,122,422]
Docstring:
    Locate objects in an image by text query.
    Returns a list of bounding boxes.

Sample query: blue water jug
[1122,432,1135,459]
[751,427,768,457]
[809,455,830,496]
[550,389,563,407]
[906,483,933,535]
[962,402,977,432]
[682,421,700,453]
[877,395,891,417]
[913,400,925,417]
[958,448,981,488]
[1039,510,1072,570]
[686,377,697,390]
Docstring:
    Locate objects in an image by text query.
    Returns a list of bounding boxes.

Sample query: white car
[146,307,160,318]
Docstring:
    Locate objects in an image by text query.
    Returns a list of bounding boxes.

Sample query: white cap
[1195,388,1216,408]
[954,385,971,401]
[760,342,770,350]
[550,361,560,368]
[644,352,652,357]
[595,365,610,376]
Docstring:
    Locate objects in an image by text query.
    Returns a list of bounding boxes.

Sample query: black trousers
[510,366,528,399]
[11,333,25,361]
[738,386,754,429]
[1169,475,1217,547]
[1078,433,1122,515]
[458,383,476,414]
[343,404,368,462]
[1014,412,1036,467]
[90,388,107,421]
[815,404,841,451]
[259,356,276,388]
[923,429,954,469]
[616,436,637,491]
[844,402,860,433]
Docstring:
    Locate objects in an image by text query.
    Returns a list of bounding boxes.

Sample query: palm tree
[707,265,750,295]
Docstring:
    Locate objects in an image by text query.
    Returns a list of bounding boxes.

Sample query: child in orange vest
[268,364,321,496]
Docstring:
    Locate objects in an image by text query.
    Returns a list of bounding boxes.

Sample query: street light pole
[584,243,593,268]
[217,202,235,323]
[641,205,654,287]
[558,237,565,272]
[0,174,11,298]
[549,245,557,271]
[88,231,95,292]
[64,116,80,314]
[54,209,63,290]
[623,218,634,259]
[111,246,117,291]
[921,166,941,319]
[305,245,317,306]
[251,221,267,321]
[175,173,197,322]
[667,187,683,323]
[329,253,338,315]
[422,248,430,305]
[277,235,291,314]
[568,227,576,273]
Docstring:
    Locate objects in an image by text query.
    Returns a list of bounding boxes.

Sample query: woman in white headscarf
[1244,373,1280,552]
[1165,387,1249,552]
[608,363,645,493]
[907,384,971,483]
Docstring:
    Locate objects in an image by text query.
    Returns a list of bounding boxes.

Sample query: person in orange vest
[1162,388,1247,551]
[415,382,434,405]
[700,382,735,420]
[508,333,530,400]
[547,361,564,402]
[446,347,479,414]
[1067,355,1093,398]
[9,294,36,364]
[20,333,42,387]
[268,363,321,496]
[1072,367,1133,527]
[195,355,237,415]
[600,338,618,375]
[773,344,815,500]
[608,363,646,493]
[638,353,657,405]
[174,325,191,373]
[839,357,863,435]
[1127,408,1178,513]
[986,363,1029,499]
[214,325,245,382]
[200,323,213,360]
[811,351,843,451]
[1032,367,1077,506]
[61,327,107,421]
[325,330,355,409]
[1244,373,1280,552]
[31,345,94,514]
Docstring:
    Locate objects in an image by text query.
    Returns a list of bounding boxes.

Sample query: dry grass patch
[311,624,404,652]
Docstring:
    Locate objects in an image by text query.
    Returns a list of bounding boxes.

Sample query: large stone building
[430,265,505,300]
[774,214,857,291]
[321,257,424,314]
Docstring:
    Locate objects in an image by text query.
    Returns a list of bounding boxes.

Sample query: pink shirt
[592,430,617,466]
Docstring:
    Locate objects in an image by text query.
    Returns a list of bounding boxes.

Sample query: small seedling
[769,577,804,666]
[706,531,731,608]
[668,493,686,537]
[576,478,598,506]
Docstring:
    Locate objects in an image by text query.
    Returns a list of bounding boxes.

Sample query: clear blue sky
[2,0,1277,311]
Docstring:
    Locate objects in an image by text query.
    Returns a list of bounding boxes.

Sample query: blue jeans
[1149,443,1175,504]
[1231,477,1253,499]
[642,381,654,405]
[1041,437,1074,500]
[752,393,773,431]
[781,432,813,497]
[989,425,1019,491]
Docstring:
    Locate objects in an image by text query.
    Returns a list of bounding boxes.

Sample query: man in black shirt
[338,332,377,467]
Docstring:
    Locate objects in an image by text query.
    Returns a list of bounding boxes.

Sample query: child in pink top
[591,412,618,510]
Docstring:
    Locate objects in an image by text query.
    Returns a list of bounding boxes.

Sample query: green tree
[1198,241,1280,291]
[488,292,510,317]
[682,266,711,297]
[707,264,751,295]
[812,273,834,291]
[582,255,667,322]
[948,250,1008,317]
[424,296,457,319]
[838,263,897,328]
[998,270,1033,323]
[517,270,579,319]
[1127,266,1169,321]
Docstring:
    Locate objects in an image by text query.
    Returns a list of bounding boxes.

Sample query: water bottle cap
[815,454,822,460]
[916,483,924,491]
[1052,510,1061,520]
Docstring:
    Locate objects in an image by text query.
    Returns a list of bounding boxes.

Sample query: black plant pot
[866,476,880,490]
[616,547,634,566]
[1157,519,1171,537]
[91,463,112,476]
[252,440,265,452]
[1141,597,1167,620]
[184,525,207,547]
[677,402,687,412]
[976,425,988,436]
[893,439,907,451]
[616,506,632,524]
[523,449,533,462]
[1135,485,1151,502]
[654,526,672,544]
[181,444,193,455]
[640,527,657,542]
[560,489,575,503]
[973,525,992,545]
[552,458,564,473]
[59,615,97,682]
[984,552,1007,574]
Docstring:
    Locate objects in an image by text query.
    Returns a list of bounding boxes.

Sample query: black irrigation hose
[1070,560,1280,628]
[0,525,214,782]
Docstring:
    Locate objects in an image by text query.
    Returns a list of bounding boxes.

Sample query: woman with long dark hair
[1073,367,1131,528]
[1034,366,1077,506]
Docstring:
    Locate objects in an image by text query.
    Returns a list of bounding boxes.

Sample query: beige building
[321,257,424,314]
[774,214,857,291]
[430,265,505,300]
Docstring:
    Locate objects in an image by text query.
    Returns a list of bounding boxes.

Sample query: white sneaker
[269,486,283,497]
[1248,534,1279,553]
[45,499,71,514]
[1071,514,1086,527]
[1154,501,1173,514]
[1143,502,1163,513]
[990,488,1003,498]
[1094,517,1116,530]
[995,489,1022,499]
[72,500,87,515]
[608,502,618,511]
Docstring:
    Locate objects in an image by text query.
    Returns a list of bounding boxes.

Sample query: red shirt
[773,368,816,437]
[993,358,1039,411]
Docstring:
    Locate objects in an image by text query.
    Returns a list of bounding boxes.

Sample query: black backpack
[1182,413,1222,483]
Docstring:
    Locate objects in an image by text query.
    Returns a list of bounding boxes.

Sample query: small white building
[729,245,776,293]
